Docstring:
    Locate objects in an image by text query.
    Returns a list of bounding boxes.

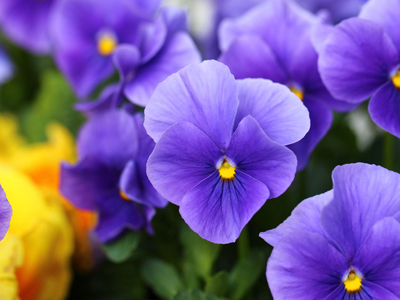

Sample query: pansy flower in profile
[261,163,400,299]
[0,184,12,242]
[219,0,355,170]
[0,0,58,54]
[319,0,400,138]
[145,60,310,244]
[51,0,200,101]
[61,109,167,243]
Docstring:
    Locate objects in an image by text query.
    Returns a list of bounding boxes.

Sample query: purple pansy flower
[0,185,12,241]
[261,163,400,299]
[0,0,58,54]
[319,0,400,138]
[60,109,167,243]
[51,0,200,101]
[0,46,13,85]
[219,0,355,170]
[144,60,310,244]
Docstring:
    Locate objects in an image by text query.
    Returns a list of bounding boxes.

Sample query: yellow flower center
[392,69,400,90]
[289,86,304,101]
[97,34,117,56]
[343,269,362,293]
[219,159,236,180]
[119,190,131,201]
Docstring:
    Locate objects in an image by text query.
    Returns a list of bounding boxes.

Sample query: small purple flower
[319,0,400,138]
[0,185,12,241]
[219,0,355,170]
[0,0,58,54]
[145,60,310,244]
[60,109,167,243]
[261,163,400,299]
[0,46,13,85]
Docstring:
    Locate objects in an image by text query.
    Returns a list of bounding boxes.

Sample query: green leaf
[102,231,140,263]
[173,289,226,300]
[230,251,266,300]
[205,271,230,297]
[180,225,221,279]
[141,259,184,300]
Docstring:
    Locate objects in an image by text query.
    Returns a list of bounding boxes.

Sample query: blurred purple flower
[145,60,310,244]
[0,0,58,54]
[261,163,400,299]
[60,109,167,243]
[0,185,12,241]
[219,0,355,170]
[0,46,13,85]
[319,0,400,138]
[51,0,200,101]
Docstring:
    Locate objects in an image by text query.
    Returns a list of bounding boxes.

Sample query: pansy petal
[0,185,12,241]
[147,122,222,206]
[353,218,400,297]
[323,283,400,300]
[145,60,238,149]
[113,45,141,82]
[60,158,120,211]
[125,32,201,107]
[78,109,139,170]
[288,98,333,171]
[360,0,400,50]
[319,18,399,103]
[260,190,333,247]
[234,79,310,146]
[226,116,297,198]
[219,35,287,83]
[267,231,347,300]
[369,82,400,138]
[180,171,270,244]
[321,163,400,261]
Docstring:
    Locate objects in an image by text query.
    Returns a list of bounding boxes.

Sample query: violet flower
[0,46,13,85]
[319,0,400,138]
[145,60,310,244]
[0,0,58,54]
[60,109,167,243]
[0,185,12,241]
[219,0,355,170]
[261,163,400,299]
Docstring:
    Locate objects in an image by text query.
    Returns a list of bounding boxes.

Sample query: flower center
[343,269,362,293]
[392,69,400,90]
[289,86,304,101]
[119,190,131,201]
[219,159,236,180]
[97,33,117,56]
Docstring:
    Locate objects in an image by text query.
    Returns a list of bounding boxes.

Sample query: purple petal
[323,282,400,300]
[147,122,222,206]
[144,60,238,150]
[267,231,347,300]
[319,18,399,103]
[321,163,400,261]
[369,82,400,139]
[234,79,310,146]
[180,171,270,244]
[260,190,333,247]
[78,109,139,170]
[226,116,297,198]
[113,45,141,82]
[60,158,120,211]
[218,35,287,83]
[124,32,201,107]
[310,22,334,54]
[353,218,400,297]
[0,185,12,241]
[0,47,13,84]
[288,98,333,171]
[360,0,400,50]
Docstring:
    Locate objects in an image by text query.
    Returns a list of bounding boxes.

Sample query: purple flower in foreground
[261,163,400,299]
[319,0,400,138]
[219,0,355,170]
[0,46,13,85]
[0,184,12,241]
[145,60,310,244]
[0,0,58,54]
[60,109,167,243]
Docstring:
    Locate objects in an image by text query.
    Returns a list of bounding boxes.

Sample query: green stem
[237,226,250,261]
[384,132,394,170]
